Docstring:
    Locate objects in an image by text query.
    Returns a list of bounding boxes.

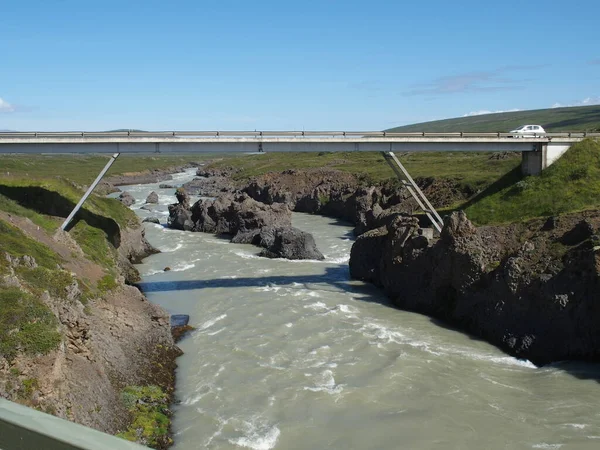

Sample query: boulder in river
[168,188,194,231]
[258,227,325,260]
[145,191,159,204]
[142,217,161,224]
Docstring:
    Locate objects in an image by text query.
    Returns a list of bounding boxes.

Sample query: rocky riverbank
[0,212,181,448]
[184,164,600,365]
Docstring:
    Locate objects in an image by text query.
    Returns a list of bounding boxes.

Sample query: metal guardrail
[1,131,599,139]
[0,399,148,450]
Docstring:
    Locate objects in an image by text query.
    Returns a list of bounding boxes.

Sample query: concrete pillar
[521,144,546,176]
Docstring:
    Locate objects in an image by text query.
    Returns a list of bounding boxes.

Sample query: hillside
[387,105,600,133]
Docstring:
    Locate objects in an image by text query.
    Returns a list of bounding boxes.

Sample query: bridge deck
[0,131,593,154]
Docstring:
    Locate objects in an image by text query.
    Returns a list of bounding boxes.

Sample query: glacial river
[120,170,600,449]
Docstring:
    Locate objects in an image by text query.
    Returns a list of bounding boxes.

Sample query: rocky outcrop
[181,176,234,197]
[145,191,159,204]
[118,192,135,207]
[257,227,325,260]
[191,193,292,243]
[350,210,600,365]
[167,189,194,231]
[166,189,324,260]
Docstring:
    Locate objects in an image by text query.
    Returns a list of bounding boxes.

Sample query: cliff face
[0,214,179,447]
[350,210,600,365]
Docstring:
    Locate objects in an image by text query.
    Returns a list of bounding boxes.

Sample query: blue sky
[1,0,599,131]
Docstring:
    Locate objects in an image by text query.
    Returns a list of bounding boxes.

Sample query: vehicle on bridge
[510,124,546,137]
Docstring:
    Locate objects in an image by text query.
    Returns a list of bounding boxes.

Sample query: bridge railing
[1,131,600,139]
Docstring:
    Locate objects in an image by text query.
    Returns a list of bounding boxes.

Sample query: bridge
[1,130,597,176]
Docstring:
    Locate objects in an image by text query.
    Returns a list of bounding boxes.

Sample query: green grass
[0,154,214,187]
[0,219,62,269]
[117,385,171,448]
[97,274,118,294]
[70,220,118,269]
[16,266,75,299]
[0,287,61,360]
[387,105,600,133]
[464,139,600,224]
[205,150,520,190]
[0,177,138,231]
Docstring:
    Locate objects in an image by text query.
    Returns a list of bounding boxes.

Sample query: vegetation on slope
[464,139,600,224]
[0,220,65,360]
[387,105,600,133]
[117,385,171,448]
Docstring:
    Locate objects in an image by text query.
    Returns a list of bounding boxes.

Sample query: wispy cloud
[551,96,600,108]
[0,97,16,113]
[463,108,522,117]
[405,65,544,96]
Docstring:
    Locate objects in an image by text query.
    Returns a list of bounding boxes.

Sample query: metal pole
[60,153,120,231]
[382,151,444,233]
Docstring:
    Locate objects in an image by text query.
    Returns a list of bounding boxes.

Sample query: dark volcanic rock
[349,210,600,365]
[560,219,595,245]
[190,193,292,239]
[145,191,159,204]
[118,192,135,207]
[258,227,325,260]
[168,188,194,231]
[181,176,234,197]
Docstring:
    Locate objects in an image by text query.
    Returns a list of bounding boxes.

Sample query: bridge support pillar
[521,144,546,176]
[521,142,572,176]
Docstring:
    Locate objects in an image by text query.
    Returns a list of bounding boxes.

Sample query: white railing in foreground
[0,398,148,450]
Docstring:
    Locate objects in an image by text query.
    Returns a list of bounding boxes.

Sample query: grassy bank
[464,139,600,224]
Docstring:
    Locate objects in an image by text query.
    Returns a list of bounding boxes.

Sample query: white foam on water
[229,419,281,450]
[207,327,225,336]
[160,242,184,252]
[182,383,216,405]
[564,423,586,429]
[304,301,328,311]
[256,284,281,293]
[532,444,563,449]
[199,314,227,330]
[303,369,344,395]
[171,262,195,272]
[234,251,261,260]
[142,268,165,276]
[338,304,358,314]
[285,323,293,328]
[327,255,350,264]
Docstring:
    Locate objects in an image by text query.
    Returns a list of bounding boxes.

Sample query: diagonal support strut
[382,151,444,233]
[60,153,120,231]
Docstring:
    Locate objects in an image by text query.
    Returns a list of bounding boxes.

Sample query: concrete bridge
[1,130,597,175]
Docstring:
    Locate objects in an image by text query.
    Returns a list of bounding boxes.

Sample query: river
[118,169,600,449]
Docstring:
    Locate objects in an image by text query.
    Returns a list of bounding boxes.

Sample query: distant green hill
[387,105,600,133]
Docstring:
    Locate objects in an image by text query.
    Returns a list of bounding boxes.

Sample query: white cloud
[463,108,521,117]
[551,97,600,108]
[0,97,15,113]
